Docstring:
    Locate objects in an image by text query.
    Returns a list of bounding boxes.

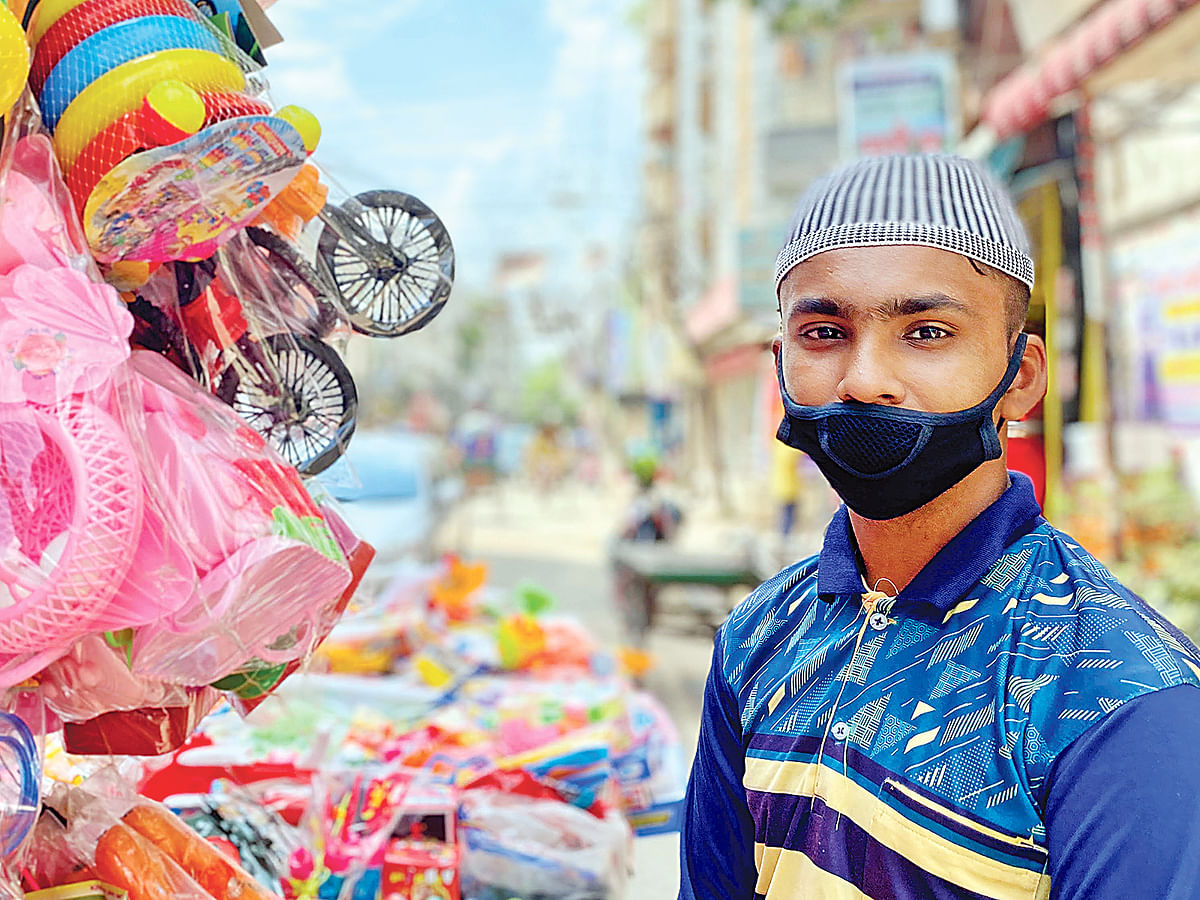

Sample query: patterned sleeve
[1044,684,1200,898]
[678,628,759,900]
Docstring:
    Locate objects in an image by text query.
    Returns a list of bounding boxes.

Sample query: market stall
[0,3,680,897]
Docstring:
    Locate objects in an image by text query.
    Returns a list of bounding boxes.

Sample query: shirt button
[869,612,889,631]
[831,721,851,741]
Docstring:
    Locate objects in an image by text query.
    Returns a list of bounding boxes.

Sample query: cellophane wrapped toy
[0,100,358,747]
[458,779,630,900]
[27,770,284,899]
[0,112,145,687]
[16,0,455,481]
[23,0,308,265]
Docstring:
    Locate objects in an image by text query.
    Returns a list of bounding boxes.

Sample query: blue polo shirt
[680,474,1200,899]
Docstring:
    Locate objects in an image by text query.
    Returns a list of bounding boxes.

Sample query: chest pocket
[866,778,1050,900]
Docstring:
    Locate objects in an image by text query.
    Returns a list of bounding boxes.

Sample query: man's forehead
[778,246,1006,314]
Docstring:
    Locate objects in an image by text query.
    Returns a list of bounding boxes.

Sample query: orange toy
[93,820,211,900]
[123,800,281,900]
[256,163,328,239]
[428,558,487,622]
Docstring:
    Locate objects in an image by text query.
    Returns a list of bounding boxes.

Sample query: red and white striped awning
[982,0,1199,138]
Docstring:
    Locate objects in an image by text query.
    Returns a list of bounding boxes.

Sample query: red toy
[380,782,460,900]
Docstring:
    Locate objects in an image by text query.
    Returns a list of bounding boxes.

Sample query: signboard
[84,116,305,263]
[738,221,790,314]
[837,52,958,160]
[1094,100,1200,234]
[1110,209,1200,426]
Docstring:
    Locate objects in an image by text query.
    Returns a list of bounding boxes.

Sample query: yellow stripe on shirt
[755,844,868,899]
[744,757,1048,900]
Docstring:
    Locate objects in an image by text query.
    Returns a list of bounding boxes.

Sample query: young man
[679,154,1200,899]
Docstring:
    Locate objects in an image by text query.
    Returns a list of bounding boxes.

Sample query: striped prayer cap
[774,154,1034,294]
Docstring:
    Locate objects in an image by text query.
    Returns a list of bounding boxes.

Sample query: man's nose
[836,338,906,405]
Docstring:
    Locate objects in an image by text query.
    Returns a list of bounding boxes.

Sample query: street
[437,480,714,896]
[436,478,823,896]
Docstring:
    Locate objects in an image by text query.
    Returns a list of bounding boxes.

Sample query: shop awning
[982,0,1200,138]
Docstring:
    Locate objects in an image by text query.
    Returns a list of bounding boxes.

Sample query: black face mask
[776,334,1028,521]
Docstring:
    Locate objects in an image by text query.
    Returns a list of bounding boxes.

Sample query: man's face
[776,245,1013,414]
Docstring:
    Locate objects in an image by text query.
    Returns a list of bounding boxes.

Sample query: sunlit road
[438,481,716,897]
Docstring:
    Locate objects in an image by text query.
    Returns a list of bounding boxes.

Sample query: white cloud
[266,46,356,107]
[545,0,641,100]
[256,0,643,292]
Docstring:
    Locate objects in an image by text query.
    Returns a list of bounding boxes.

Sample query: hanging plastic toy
[0,3,29,119]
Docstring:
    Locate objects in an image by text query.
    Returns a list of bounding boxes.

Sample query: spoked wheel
[240,226,342,337]
[214,333,357,476]
[316,190,454,338]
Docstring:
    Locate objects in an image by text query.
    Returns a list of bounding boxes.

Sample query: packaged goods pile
[27,558,686,899]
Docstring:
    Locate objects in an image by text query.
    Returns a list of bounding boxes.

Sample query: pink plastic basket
[0,402,142,659]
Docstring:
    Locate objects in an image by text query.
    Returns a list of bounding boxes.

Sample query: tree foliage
[517,359,580,426]
[746,0,862,33]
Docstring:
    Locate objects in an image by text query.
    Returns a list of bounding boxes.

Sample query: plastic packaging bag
[458,788,629,900]
[115,351,350,685]
[0,125,145,686]
[128,249,356,478]
[39,634,192,722]
[94,819,215,900]
[122,798,282,900]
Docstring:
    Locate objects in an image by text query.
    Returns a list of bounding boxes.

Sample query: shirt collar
[816,472,1044,615]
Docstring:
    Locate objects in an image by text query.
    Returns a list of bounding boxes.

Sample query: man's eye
[907,325,950,341]
[801,325,844,340]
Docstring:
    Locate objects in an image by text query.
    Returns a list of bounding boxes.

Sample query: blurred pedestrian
[769,441,802,538]
[680,154,1200,899]
[525,421,567,494]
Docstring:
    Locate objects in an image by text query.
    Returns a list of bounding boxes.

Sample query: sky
[262,0,645,294]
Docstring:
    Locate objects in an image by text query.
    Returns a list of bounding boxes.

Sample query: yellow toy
[53,48,244,170]
[0,2,29,118]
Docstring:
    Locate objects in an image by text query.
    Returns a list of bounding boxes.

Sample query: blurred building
[636,0,950,515]
[964,0,1200,507]
[634,0,1200,527]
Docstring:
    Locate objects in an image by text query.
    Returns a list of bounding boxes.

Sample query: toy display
[0,118,360,712]
[0,4,677,899]
[122,561,683,898]
[6,557,681,897]
[0,1,418,880]
[9,0,455,473]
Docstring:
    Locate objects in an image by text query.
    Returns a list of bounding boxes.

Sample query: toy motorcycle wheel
[316,190,454,338]
[242,226,342,337]
[214,333,357,476]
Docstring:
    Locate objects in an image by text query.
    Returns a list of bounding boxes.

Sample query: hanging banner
[837,52,959,160]
[1110,209,1200,426]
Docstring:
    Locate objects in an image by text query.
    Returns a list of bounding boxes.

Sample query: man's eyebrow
[889,293,975,317]
[785,294,975,319]
[786,297,844,317]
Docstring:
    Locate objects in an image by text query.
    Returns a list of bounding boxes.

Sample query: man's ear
[771,335,782,366]
[997,333,1048,422]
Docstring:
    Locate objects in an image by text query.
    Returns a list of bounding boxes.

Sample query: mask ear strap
[990,333,1030,429]
[987,332,1029,404]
